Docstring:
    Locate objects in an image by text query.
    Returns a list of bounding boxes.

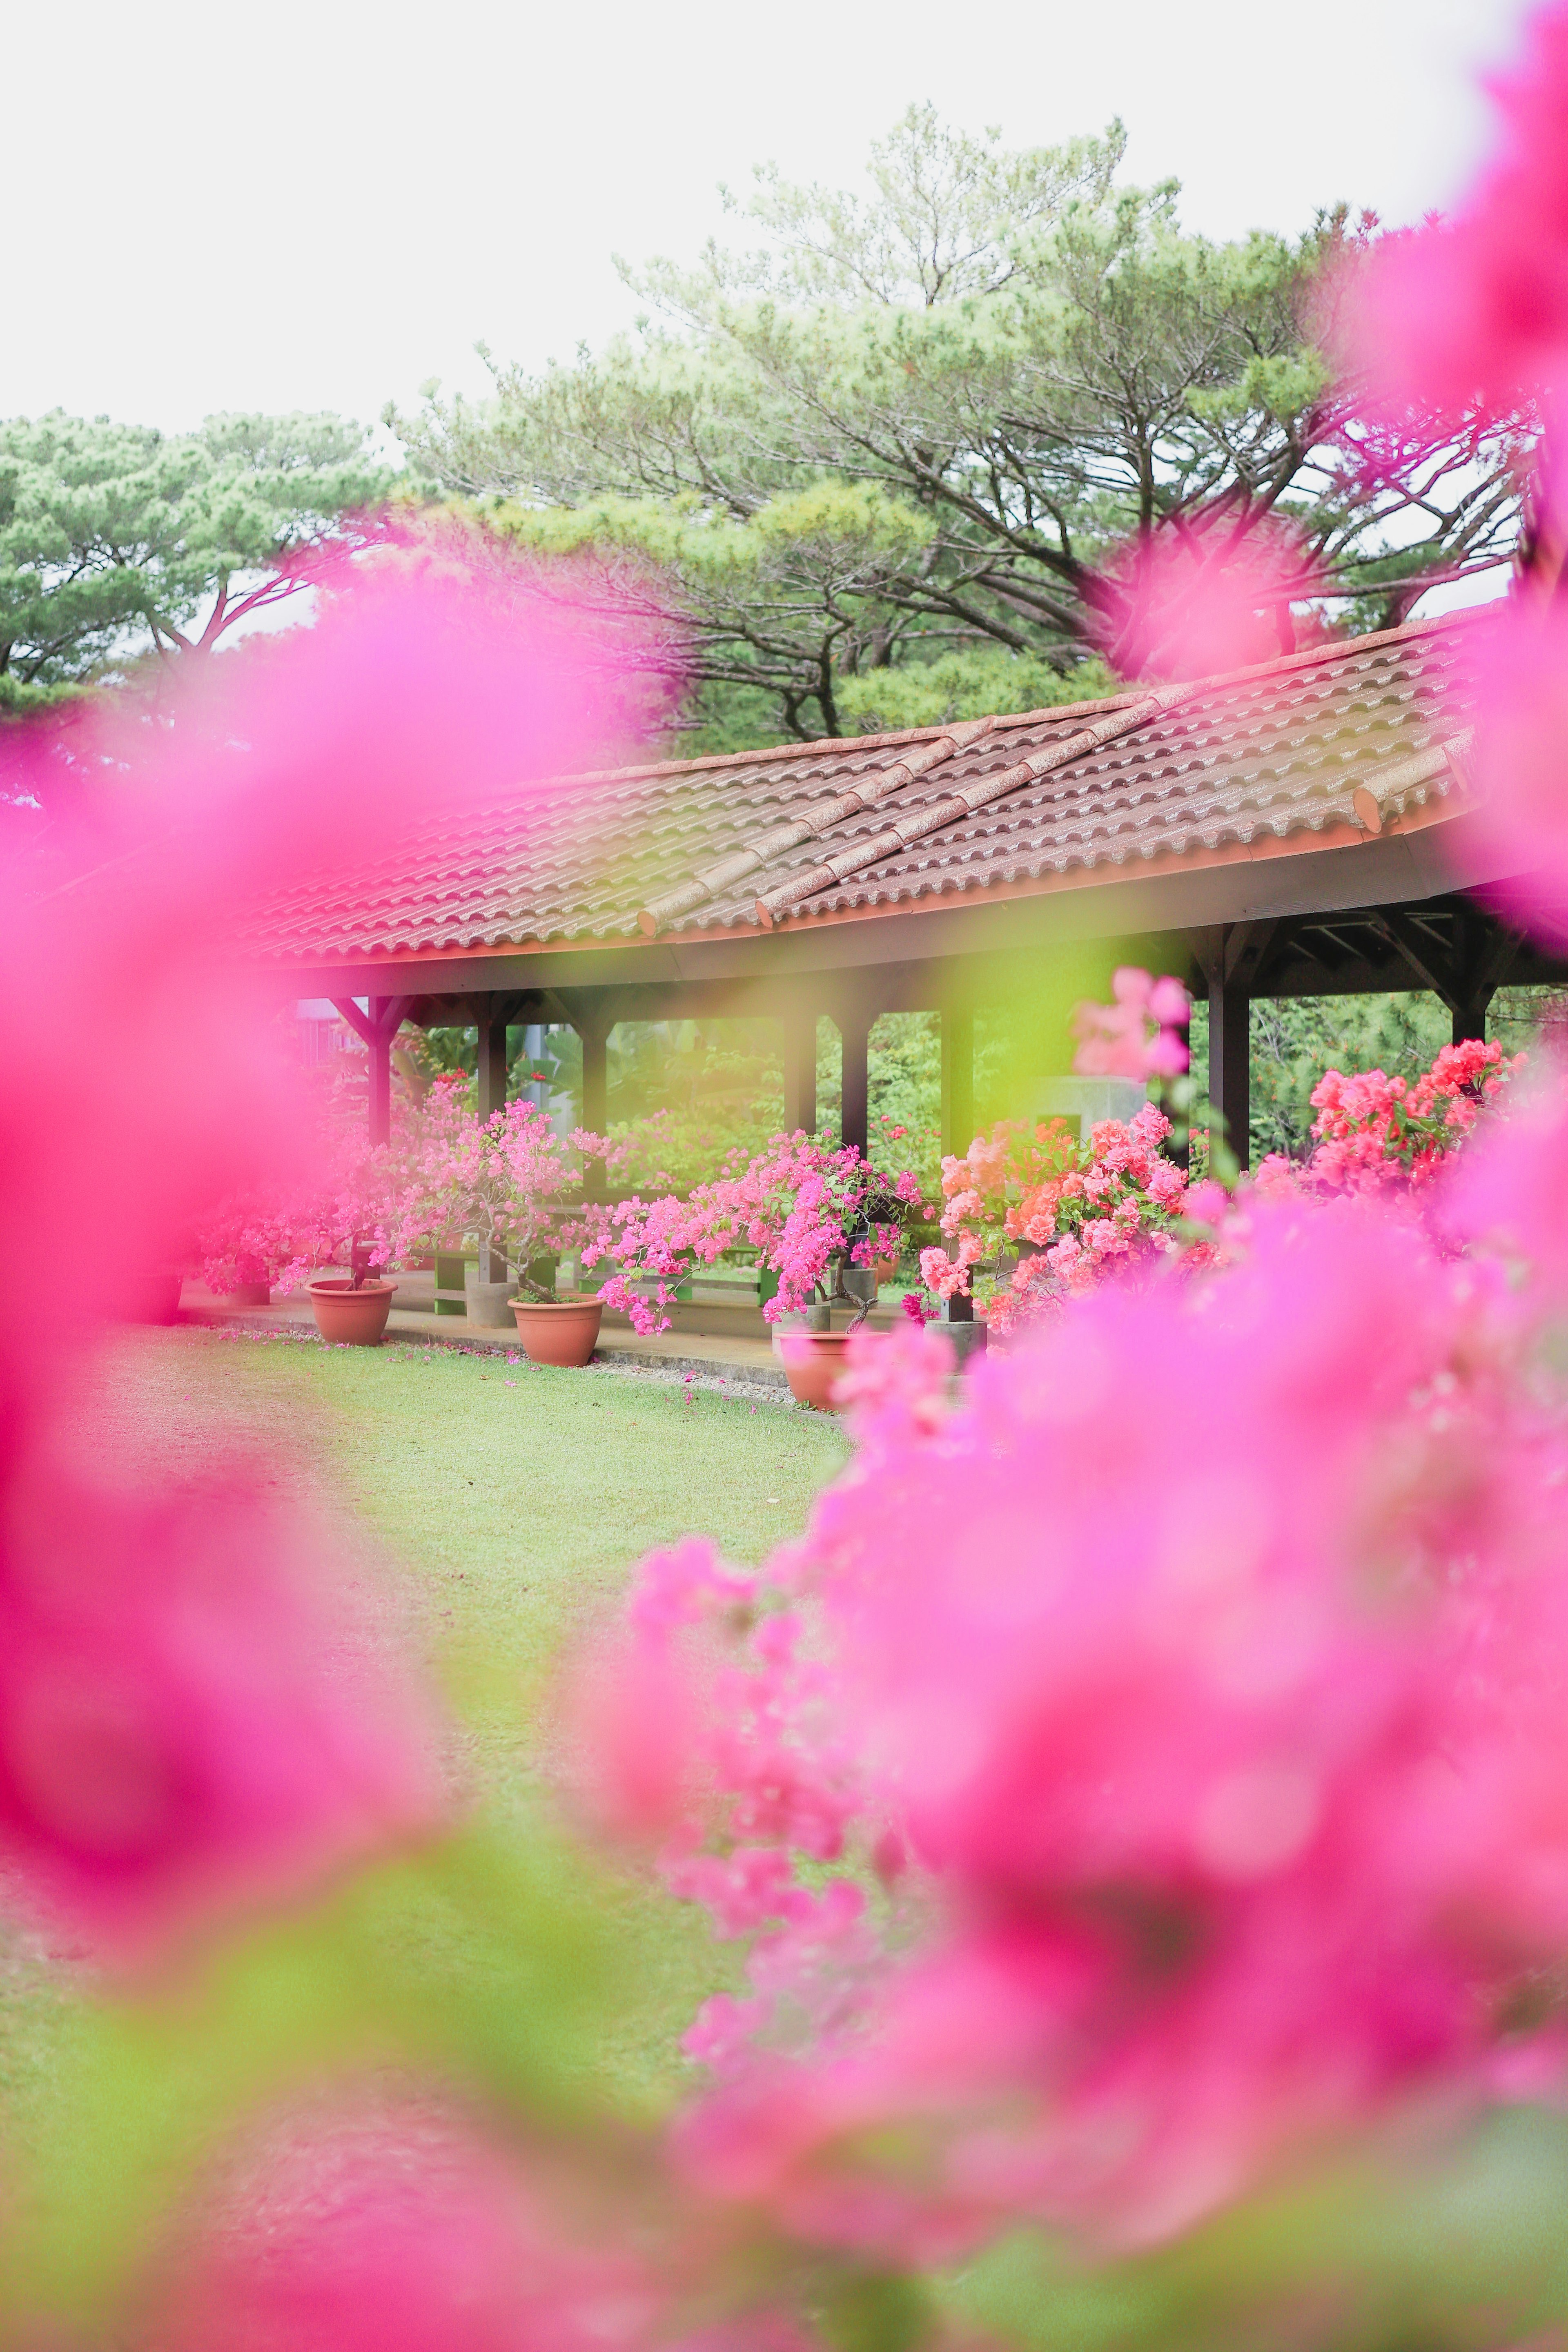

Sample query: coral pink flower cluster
[600,1097,1568,2256]
[921,1102,1190,1334]
[586,1136,924,1335]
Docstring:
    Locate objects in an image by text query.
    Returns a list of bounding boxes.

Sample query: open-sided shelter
[245,612,1563,1170]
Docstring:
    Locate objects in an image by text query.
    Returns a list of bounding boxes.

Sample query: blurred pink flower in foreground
[0,1477,439,1959]
[1071,967,1190,1081]
[1457,601,1568,929]
[1347,2,1568,414]
[158,2112,656,2352]
[0,537,659,1954]
[1085,521,1328,682]
[599,1093,1568,2255]
[1339,4,1568,933]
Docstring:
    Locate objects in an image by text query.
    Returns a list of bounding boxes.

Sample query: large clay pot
[509,1292,603,1367]
[308,1278,397,1345]
[780,1330,858,1411]
[770,1302,832,1358]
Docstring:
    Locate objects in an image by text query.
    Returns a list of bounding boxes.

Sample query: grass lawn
[1,1325,851,2142]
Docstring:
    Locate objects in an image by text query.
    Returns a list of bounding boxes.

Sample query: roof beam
[1370,909,1459,1003]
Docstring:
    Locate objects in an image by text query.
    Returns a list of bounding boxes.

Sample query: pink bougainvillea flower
[158,2110,657,2352]
[0,539,659,1952]
[0,1475,440,1960]
[614,1159,1568,2256]
[1084,521,1329,683]
[1072,969,1190,1083]
[1452,601,1568,933]
[1346,1,1568,416]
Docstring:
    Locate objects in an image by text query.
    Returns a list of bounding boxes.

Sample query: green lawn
[2,1326,852,2144]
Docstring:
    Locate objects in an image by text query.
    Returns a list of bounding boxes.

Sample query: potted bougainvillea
[297,1136,401,1346]
[392,1079,614,1365]
[196,1189,304,1308]
[919,1103,1193,1339]
[589,1133,926,1409]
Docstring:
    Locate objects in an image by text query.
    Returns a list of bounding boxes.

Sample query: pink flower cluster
[1345,2,1568,922]
[158,2106,659,2352]
[601,1088,1568,2259]
[388,1075,611,1290]
[1086,521,1329,684]
[922,1102,1191,1335]
[586,1136,924,1335]
[1257,1039,1522,1200]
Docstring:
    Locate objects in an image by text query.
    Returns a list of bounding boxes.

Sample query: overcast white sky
[3,0,1537,439]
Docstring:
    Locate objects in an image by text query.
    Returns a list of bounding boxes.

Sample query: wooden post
[1207,976,1251,1172]
[332,993,414,1149]
[1449,905,1507,1045]
[368,1002,393,1147]
[840,1004,871,1156]
[782,1003,817,1137]
[941,1002,974,1161]
[1451,994,1490,1046]
[476,1002,510,1283]
[1197,924,1274,1175]
[477,1004,509,1120]
[579,1015,609,1200]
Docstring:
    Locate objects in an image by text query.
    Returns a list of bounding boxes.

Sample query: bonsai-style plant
[392,1076,610,1300]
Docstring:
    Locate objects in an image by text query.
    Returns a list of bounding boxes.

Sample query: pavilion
[245,611,1563,1194]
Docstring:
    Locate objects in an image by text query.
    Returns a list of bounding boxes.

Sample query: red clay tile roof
[244,616,1480,965]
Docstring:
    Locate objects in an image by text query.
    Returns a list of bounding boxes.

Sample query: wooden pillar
[782,1003,817,1137]
[840,1005,871,1156]
[368,996,393,1148]
[1449,906,1496,1044]
[333,993,411,1150]
[477,1003,509,1120]
[1208,975,1251,1172]
[579,1016,610,1200]
[1451,993,1491,1047]
[941,1003,974,1162]
[476,1002,510,1282]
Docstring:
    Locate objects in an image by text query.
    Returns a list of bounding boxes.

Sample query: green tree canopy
[390,109,1527,746]
[0,410,392,703]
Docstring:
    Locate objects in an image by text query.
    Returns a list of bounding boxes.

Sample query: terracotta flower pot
[509,1292,603,1367]
[307,1278,397,1345]
[870,1255,900,1285]
[780,1330,859,1412]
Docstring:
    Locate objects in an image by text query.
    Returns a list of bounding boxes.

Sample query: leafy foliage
[0,409,392,690]
[389,110,1524,747]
